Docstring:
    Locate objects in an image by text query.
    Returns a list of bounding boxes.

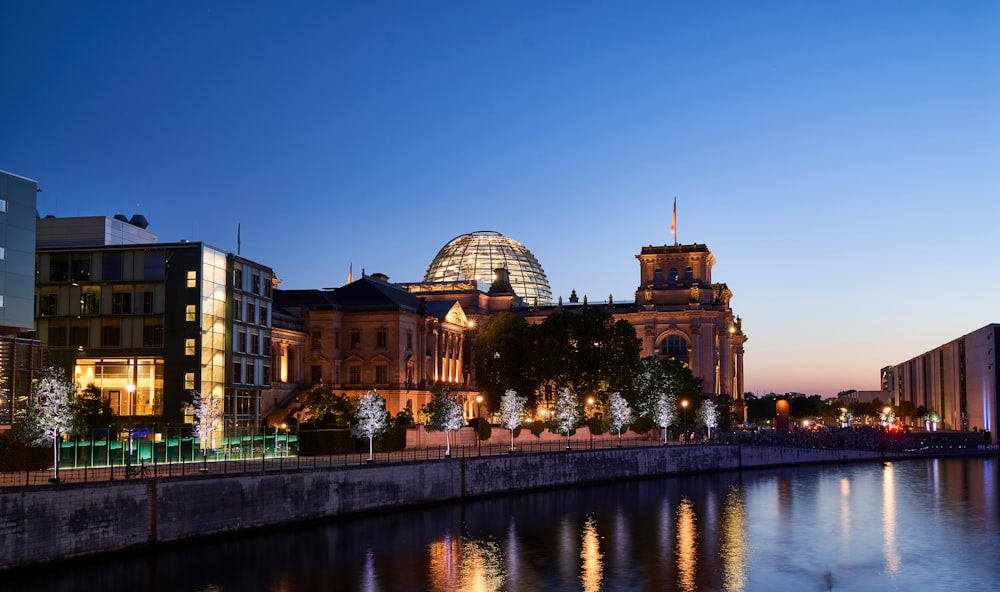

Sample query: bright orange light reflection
[580,515,604,592]
[721,486,748,592]
[676,497,698,592]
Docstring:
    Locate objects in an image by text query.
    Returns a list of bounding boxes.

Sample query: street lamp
[681,399,689,441]
[476,395,483,454]
[587,398,595,448]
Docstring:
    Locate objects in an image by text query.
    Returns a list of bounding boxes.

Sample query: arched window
[658,334,689,364]
[654,268,663,284]
[684,267,693,281]
[668,268,679,282]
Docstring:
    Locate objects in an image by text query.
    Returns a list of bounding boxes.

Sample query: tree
[423,387,465,457]
[182,389,224,465]
[303,384,353,427]
[698,398,718,439]
[552,387,583,449]
[19,367,77,482]
[634,357,676,444]
[535,308,641,407]
[499,389,527,452]
[74,383,113,430]
[352,390,391,462]
[606,392,634,446]
[472,312,537,411]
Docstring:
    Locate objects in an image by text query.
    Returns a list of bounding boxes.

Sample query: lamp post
[587,397,595,448]
[681,399,689,442]
[476,395,483,455]
[126,383,135,476]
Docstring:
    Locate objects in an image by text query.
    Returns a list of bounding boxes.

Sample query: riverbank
[0,441,990,572]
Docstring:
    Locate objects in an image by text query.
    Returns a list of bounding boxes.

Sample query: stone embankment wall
[0,444,880,572]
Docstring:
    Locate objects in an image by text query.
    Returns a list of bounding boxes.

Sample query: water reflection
[882,463,900,576]
[721,485,748,592]
[5,458,999,591]
[675,498,698,592]
[579,515,603,592]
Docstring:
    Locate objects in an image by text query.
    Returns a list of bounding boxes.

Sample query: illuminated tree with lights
[698,398,718,439]
[182,390,224,464]
[635,357,677,444]
[552,387,583,449]
[352,389,391,462]
[606,392,634,447]
[423,387,465,457]
[499,389,527,452]
[20,367,77,482]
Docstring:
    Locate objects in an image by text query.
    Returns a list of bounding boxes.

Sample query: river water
[6,456,999,591]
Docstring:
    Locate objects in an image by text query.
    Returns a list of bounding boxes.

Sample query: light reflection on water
[5,457,1000,591]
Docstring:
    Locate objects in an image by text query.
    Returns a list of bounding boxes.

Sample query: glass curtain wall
[200,246,228,448]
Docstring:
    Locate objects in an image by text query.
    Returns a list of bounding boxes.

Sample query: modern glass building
[423,231,552,306]
[34,215,273,442]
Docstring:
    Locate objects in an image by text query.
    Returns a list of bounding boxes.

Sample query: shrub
[630,416,654,435]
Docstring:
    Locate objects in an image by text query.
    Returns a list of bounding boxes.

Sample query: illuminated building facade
[518,242,748,419]
[272,273,476,420]
[881,323,998,434]
[34,215,273,437]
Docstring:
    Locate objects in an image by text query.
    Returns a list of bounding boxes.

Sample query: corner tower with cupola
[631,242,747,421]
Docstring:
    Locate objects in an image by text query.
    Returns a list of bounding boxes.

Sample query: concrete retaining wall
[0,444,881,571]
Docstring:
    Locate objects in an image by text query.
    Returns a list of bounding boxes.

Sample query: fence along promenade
[1,426,993,488]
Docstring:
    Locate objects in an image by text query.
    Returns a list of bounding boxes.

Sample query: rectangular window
[81,290,99,315]
[234,267,243,290]
[112,292,132,314]
[102,252,122,280]
[49,255,69,282]
[263,339,271,356]
[144,252,165,280]
[71,325,89,348]
[375,364,387,385]
[259,305,267,326]
[252,274,260,294]
[349,365,361,384]
[350,331,361,348]
[263,277,272,297]
[232,297,241,321]
[39,293,58,315]
[101,323,120,347]
[142,323,163,347]
[262,365,271,386]
[186,270,197,288]
[71,256,91,282]
[311,330,322,350]
[376,330,387,348]
[237,331,246,353]
[49,325,68,347]
[247,304,256,324]
[233,361,242,384]
[186,304,196,322]
[185,372,195,390]
[245,364,254,385]
[0,198,6,212]
[250,332,260,354]
[185,338,195,356]
[143,291,154,313]
[0,247,6,260]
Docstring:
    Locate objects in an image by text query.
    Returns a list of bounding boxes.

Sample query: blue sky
[2,1,998,397]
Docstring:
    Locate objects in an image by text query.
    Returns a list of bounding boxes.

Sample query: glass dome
[424,231,552,305]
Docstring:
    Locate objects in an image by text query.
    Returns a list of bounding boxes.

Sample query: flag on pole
[348,262,353,283]
[670,198,677,244]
